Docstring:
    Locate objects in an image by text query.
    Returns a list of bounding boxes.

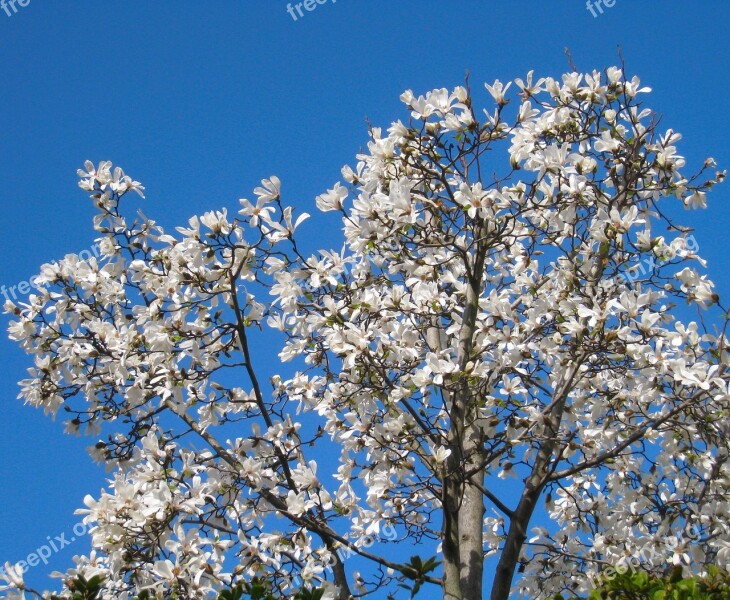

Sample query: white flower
[286,491,307,516]
[316,183,348,212]
[429,444,452,465]
[684,191,707,210]
[239,196,276,226]
[254,176,281,203]
[485,79,512,105]
[0,562,25,591]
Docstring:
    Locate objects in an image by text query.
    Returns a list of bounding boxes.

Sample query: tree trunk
[459,422,486,599]
[443,454,465,600]
[489,475,543,600]
[443,262,486,600]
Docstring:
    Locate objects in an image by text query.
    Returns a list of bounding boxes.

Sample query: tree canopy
[3,65,730,600]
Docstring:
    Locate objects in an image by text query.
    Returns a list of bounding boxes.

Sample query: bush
[554,566,730,600]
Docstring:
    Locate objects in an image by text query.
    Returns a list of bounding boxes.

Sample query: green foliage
[393,555,442,599]
[49,576,325,600]
[49,574,106,600]
[219,579,325,600]
[554,566,730,600]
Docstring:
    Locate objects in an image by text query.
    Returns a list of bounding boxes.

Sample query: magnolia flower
[454,181,493,219]
[254,176,281,203]
[286,491,308,516]
[514,70,545,97]
[594,129,621,153]
[239,196,276,227]
[292,461,320,490]
[485,79,512,105]
[315,182,348,212]
[199,209,231,235]
[684,191,707,209]
[0,562,25,595]
[428,444,452,465]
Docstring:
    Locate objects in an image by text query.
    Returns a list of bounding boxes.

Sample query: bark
[442,454,465,600]
[329,549,354,600]
[434,310,465,600]
[459,422,486,598]
[489,452,548,600]
[434,321,464,600]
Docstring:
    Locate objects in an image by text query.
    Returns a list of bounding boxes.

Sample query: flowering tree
[4,65,730,600]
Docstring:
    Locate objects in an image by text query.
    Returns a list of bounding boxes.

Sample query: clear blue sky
[1,0,729,591]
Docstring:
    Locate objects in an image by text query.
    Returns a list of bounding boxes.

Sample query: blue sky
[1,0,729,592]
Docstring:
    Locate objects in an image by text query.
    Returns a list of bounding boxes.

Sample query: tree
[4,65,730,600]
